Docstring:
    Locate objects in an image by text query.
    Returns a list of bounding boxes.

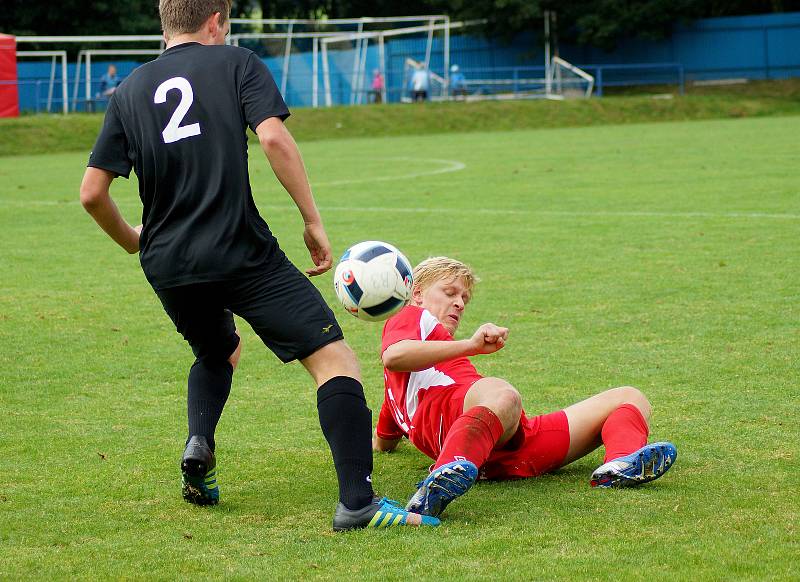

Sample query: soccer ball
[334,241,413,322]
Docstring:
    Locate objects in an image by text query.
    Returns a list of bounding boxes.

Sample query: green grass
[3,78,800,157]
[1,115,798,579]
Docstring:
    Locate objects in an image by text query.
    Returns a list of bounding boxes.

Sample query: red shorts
[408,384,571,480]
[480,410,570,479]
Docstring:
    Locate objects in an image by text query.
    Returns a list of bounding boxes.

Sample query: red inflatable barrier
[0,34,19,118]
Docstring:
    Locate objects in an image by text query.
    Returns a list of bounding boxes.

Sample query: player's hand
[469,323,509,355]
[126,224,143,254]
[303,222,333,276]
[373,429,401,452]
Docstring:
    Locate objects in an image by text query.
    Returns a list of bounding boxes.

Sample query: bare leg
[300,339,361,386]
[561,386,651,467]
[463,377,523,444]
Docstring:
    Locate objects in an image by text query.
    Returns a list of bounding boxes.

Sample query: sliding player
[374,257,677,517]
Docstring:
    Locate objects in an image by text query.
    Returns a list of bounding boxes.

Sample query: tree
[0,0,160,36]
[3,0,799,47]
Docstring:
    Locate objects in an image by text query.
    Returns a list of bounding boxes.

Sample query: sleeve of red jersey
[375,395,404,440]
[381,306,423,354]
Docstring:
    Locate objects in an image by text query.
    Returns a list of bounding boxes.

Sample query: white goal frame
[12,14,594,113]
[547,56,595,99]
[319,18,463,107]
[16,51,68,114]
[75,49,163,109]
[228,16,452,108]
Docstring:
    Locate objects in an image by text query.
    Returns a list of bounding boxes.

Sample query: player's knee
[302,339,361,386]
[330,341,360,373]
[486,383,522,422]
[616,385,651,418]
[499,385,523,417]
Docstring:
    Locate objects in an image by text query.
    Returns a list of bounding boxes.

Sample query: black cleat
[181,435,219,506]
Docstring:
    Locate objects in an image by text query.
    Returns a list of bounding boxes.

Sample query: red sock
[602,403,649,463]
[433,406,504,470]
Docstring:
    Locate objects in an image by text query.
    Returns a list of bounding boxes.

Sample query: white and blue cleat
[591,442,677,488]
[332,497,440,531]
[406,460,479,517]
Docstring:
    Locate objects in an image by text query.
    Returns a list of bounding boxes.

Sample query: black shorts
[155,255,344,363]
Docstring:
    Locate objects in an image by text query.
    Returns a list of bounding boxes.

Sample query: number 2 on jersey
[154,77,201,144]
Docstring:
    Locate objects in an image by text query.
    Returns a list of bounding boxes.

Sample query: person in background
[370,69,384,104]
[98,64,120,98]
[450,64,467,100]
[410,63,429,102]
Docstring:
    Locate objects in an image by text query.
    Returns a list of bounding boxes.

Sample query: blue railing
[580,63,685,96]
[445,63,684,98]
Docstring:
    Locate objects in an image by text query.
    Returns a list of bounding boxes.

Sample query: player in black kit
[79,0,438,531]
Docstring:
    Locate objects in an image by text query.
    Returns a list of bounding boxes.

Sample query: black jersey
[88,42,290,289]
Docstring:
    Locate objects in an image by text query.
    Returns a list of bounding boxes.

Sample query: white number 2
[154,77,201,144]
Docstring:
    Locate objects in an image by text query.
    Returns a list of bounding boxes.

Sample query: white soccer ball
[333,241,413,322]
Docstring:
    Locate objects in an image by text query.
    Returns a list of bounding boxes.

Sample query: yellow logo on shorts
[322,324,334,334]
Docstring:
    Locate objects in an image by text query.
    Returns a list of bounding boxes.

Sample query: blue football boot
[405,460,479,517]
[181,435,219,506]
[332,497,440,531]
[591,442,677,488]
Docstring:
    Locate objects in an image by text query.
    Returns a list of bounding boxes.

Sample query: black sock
[187,358,233,452]
[317,376,375,510]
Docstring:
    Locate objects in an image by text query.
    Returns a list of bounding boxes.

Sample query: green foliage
[0,0,159,36]
[442,0,800,48]
[0,116,797,578]
[562,0,703,49]
[4,0,799,47]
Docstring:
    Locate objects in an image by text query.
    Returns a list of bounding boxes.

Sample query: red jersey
[377,305,482,458]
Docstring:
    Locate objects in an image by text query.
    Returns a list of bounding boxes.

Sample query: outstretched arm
[373,395,404,452]
[255,117,331,276]
[80,167,140,254]
[382,323,509,372]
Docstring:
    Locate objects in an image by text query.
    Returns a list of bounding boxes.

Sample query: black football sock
[317,376,375,510]
[187,358,233,452]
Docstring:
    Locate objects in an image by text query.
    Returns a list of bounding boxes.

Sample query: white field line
[0,156,466,207]
[312,157,467,186]
[1,153,797,219]
[314,208,800,219]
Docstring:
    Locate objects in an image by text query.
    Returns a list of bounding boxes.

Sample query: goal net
[319,18,451,107]
[547,56,594,99]
[229,17,451,107]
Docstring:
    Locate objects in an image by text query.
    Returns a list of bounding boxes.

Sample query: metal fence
[10,10,800,112]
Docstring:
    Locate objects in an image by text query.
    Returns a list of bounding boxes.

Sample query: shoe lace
[377,497,405,510]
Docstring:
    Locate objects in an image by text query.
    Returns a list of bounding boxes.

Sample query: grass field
[1,115,798,579]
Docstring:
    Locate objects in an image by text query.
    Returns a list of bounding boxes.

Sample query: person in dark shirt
[79,0,438,531]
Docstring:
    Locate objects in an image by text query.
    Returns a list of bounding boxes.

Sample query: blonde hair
[159,0,231,38]
[413,256,479,296]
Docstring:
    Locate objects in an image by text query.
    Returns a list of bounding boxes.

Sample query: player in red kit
[374,257,677,518]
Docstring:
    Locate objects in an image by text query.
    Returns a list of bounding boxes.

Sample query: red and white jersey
[376,305,482,450]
